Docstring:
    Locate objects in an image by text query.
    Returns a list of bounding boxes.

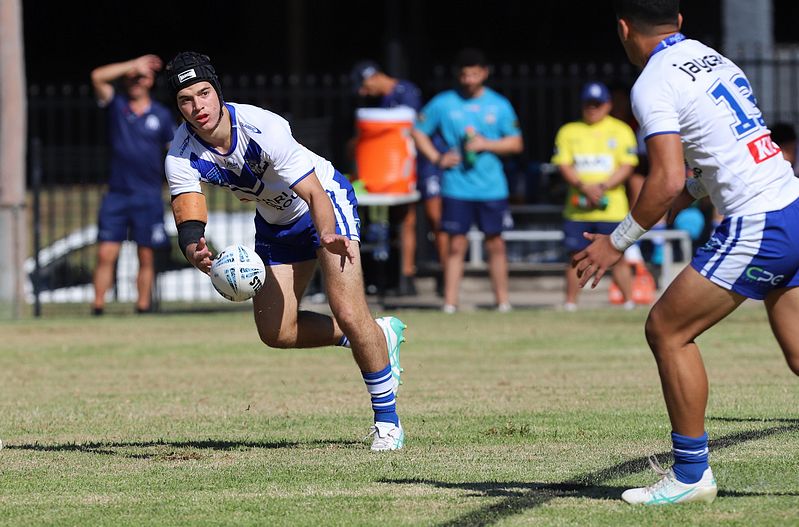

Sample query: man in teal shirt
[413,48,523,313]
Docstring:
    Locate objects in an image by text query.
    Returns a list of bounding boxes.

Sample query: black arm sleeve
[176,220,206,259]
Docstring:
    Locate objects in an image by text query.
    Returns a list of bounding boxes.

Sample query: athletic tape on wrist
[685,178,709,200]
[610,213,647,252]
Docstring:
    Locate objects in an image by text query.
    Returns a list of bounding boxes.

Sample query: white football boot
[365,421,405,451]
[622,456,717,505]
[375,316,406,395]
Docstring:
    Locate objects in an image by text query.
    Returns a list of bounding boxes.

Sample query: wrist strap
[610,213,647,252]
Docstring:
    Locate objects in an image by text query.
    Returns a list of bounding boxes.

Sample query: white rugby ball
[210,244,266,302]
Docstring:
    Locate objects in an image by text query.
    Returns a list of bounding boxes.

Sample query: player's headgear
[165,52,223,104]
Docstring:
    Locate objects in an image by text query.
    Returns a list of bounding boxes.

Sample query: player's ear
[617,17,631,42]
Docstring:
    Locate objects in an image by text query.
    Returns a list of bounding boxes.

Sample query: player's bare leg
[764,286,799,375]
[92,241,121,312]
[317,245,387,372]
[136,246,155,312]
[645,266,745,436]
[485,234,510,309]
[443,233,468,311]
[318,243,405,450]
[253,259,344,349]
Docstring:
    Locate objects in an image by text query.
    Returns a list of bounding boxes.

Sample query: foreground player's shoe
[375,316,406,394]
[622,456,717,505]
[365,421,405,451]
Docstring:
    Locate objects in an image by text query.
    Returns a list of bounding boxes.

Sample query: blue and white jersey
[632,35,799,217]
[166,102,336,225]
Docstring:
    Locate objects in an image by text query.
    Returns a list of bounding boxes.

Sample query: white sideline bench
[466,228,693,288]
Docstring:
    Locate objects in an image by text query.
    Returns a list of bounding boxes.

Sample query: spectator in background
[552,81,638,311]
[351,61,427,296]
[90,55,175,315]
[413,48,523,313]
[771,122,797,172]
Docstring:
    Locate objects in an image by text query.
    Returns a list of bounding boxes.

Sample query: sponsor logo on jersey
[241,121,261,134]
[747,133,781,164]
[672,54,726,82]
[745,265,784,285]
[573,154,614,174]
[178,135,191,155]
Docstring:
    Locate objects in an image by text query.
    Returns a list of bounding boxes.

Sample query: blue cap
[581,81,610,103]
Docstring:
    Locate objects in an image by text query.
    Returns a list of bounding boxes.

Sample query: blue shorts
[441,197,513,235]
[563,220,618,253]
[691,197,799,299]
[418,171,442,200]
[97,191,168,248]
[254,171,361,265]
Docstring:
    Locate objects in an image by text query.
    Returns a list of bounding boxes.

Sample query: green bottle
[464,126,477,167]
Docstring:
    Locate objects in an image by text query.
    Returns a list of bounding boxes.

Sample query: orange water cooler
[354,107,417,194]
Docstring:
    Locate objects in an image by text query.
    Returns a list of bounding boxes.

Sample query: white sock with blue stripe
[362,365,399,426]
[337,335,351,348]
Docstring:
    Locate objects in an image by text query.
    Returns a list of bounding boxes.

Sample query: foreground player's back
[632,37,799,217]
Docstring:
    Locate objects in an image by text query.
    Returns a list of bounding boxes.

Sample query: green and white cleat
[375,316,406,395]
[366,421,405,451]
[622,456,717,505]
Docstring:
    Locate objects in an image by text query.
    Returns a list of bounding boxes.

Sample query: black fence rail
[26,56,799,314]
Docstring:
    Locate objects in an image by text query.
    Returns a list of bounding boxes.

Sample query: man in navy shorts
[91,55,175,314]
[413,48,523,313]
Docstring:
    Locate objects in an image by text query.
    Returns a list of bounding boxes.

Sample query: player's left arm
[291,173,355,269]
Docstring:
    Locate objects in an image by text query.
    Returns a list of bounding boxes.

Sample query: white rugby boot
[622,456,717,505]
[365,421,405,451]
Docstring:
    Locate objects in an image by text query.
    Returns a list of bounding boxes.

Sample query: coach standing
[90,55,175,315]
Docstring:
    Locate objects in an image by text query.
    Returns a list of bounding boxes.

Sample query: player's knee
[257,326,293,349]
[644,309,669,352]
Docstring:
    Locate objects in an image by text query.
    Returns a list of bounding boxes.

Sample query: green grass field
[0,307,797,526]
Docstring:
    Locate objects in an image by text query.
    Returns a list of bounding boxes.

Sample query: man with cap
[351,61,446,297]
[551,81,638,311]
[90,55,175,315]
[163,52,407,451]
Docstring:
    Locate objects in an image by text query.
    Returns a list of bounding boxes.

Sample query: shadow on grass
[383,418,799,527]
[6,438,361,459]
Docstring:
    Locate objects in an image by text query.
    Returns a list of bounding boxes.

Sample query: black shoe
[397,275,417,296]
[92,307,104,316]
[136,306,153,314]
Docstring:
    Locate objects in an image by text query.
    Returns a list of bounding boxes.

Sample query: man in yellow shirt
[552,81,638,310]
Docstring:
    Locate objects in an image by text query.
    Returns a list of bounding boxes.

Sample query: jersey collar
[649,32,686,59]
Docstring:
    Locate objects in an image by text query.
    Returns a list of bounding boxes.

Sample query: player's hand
[666,188,697,224]
[187,237,214,275]
[437,149,461,169]
[320,233,355,271]
[571,233,624,289]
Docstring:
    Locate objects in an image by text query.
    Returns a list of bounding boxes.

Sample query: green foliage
[0,308,796,526]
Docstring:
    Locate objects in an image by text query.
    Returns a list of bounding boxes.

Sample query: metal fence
[26,56,799,314]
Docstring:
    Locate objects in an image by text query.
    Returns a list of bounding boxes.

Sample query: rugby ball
[210,244,266,302]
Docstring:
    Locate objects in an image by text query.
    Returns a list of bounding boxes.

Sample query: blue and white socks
[337,335,351,348]
[362,365,399,426]
[672,431,709,484]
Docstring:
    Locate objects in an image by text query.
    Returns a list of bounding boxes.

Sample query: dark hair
[454,48,487,69]
[613,0,680,28]
[771,122,797,145]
